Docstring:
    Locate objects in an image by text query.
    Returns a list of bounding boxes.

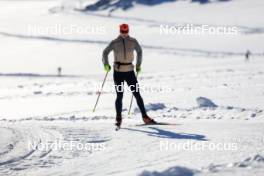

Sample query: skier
[245,50,251,62]
[57,67,62,76]
[102,23,156,128]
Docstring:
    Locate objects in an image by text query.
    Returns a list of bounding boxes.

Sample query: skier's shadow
[122,127,207,141]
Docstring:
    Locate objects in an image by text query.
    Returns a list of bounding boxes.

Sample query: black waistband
[114,62,132,69]
[114,62,132,65]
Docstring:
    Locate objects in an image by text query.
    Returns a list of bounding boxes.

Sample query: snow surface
[0,0,264,175]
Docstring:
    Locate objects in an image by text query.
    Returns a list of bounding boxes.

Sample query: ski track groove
[0,124,112,175]
[0,127,19,157]
[1,31,263,58]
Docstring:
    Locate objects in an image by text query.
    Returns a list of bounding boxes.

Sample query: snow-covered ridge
[140,154,264,176]
[61,0,246,13]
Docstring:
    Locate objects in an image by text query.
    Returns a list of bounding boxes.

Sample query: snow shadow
[196,97,218,108]
[123,127,207,141]
[84,0,177,12]
[134,103,166,113]
[140,165,199,176]
[192,0,232,4]
[83,0,232,12]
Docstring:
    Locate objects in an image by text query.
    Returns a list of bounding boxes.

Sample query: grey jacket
[102,35,142,72]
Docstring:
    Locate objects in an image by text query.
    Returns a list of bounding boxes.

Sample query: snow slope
[0,0,264,74]
[0,0,264,175]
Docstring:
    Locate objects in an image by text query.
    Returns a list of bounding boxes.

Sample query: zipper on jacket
[122,38,126,60]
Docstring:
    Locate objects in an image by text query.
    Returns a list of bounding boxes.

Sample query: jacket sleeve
[135,39,142,67]
[102,41,114,65]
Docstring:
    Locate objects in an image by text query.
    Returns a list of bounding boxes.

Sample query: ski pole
[93,71,109,112]
[128,72,139,116]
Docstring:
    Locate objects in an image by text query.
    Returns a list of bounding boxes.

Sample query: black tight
[114,71,147,117]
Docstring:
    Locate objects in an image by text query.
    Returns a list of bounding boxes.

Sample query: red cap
[120,23,129,33]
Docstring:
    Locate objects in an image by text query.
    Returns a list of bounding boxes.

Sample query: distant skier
[245,50,251,62]
[102,23,156,128]
[57,67,62,76]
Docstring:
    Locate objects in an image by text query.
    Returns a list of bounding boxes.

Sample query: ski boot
[142,115,157,124]
[115,116,122,130]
